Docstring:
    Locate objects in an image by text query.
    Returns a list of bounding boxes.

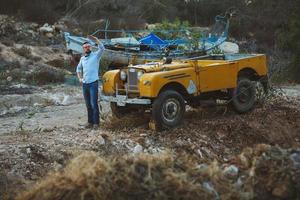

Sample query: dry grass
[17,144,300,200]
[17,152,244,200]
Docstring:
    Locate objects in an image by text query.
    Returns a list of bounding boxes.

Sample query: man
[76,35,105,129]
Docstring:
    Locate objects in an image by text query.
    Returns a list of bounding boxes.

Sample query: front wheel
[152,90,185,128]
[231,78,256,113]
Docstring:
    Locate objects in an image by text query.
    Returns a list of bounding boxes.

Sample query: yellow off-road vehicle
[101,54,268,128]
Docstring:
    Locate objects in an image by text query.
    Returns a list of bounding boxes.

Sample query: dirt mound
[103,114,150,130]
[16,152,238,200]
[101,98,300,162]
[17,145,300,200]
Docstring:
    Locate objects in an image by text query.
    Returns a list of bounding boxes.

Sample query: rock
[223,165,239,179]
[33,103,42,107]
[53,161,63,171]
[196,163,208,172]
[100,132,110,140]
[30,23,39,29]
[133,144,143,154]
[27,29,36,37]
[61,95,76,106]
[202,182,220,200]
[197,149,204,158]
[7,76,12,82]
[39,24,54,33]
[53,22,67,32]
[26,147,31,154]
[234,176,244,189]
[175,139,185,147]
[98,135,105,145]
[45,32,54,38]
[290,152,300,169]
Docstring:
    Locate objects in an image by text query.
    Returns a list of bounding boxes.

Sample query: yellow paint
[102,54,268,98]
[139,67,198,97]
[102,70,123,95]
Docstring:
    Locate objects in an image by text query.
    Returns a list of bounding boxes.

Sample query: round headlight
[137,71,144,80]
[120,70,127,81]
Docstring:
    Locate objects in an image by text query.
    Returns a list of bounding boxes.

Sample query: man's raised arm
[88,35,105,58]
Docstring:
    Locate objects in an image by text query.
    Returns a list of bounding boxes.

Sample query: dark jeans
[82,81,99,125]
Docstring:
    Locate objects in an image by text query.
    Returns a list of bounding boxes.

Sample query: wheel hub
[162,98,180,122]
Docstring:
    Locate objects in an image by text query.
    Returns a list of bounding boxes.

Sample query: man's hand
[88,35,100,45]
[77,72,83,85]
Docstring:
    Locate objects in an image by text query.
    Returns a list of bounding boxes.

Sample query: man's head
[82,42,91,54]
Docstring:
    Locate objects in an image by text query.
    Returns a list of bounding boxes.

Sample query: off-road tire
[231,78,256,113]
[152,90,185,128]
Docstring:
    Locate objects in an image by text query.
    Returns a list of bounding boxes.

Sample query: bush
[26,65,65,85]
[12,46,32,59]
[1,39,15,47]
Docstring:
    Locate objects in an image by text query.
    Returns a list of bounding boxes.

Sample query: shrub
[12,46,32,59]
[1,39,15,47]
[26,65,65,85]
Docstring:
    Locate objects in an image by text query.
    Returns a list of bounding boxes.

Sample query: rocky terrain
[0,14,300,200]
[0,82,299,200]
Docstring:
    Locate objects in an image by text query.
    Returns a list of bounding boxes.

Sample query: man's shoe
[84,123,93,129]
[93,124,99,130]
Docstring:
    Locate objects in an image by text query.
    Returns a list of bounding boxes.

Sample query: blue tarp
[139,33,168,50]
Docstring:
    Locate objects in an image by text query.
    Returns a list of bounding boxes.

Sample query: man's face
[83,43,91,54]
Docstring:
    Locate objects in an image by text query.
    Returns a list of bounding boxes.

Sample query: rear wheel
[152,90,185,128]
[231,78,256,113]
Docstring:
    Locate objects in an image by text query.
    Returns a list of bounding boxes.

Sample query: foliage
[1,0,300,81]
[150,18,190,39]
[149,19,204,50]
[283,4,300,82]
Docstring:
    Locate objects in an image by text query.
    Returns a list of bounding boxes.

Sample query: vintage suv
[101,54,268,128]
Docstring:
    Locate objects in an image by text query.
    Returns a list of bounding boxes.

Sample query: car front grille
[127,69,138,91]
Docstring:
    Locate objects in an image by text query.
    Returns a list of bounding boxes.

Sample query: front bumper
[100,92,151,106]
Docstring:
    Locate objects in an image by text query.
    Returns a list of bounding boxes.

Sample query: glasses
[83,45,90,49]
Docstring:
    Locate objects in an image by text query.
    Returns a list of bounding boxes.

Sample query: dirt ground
[0,84,299,199]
